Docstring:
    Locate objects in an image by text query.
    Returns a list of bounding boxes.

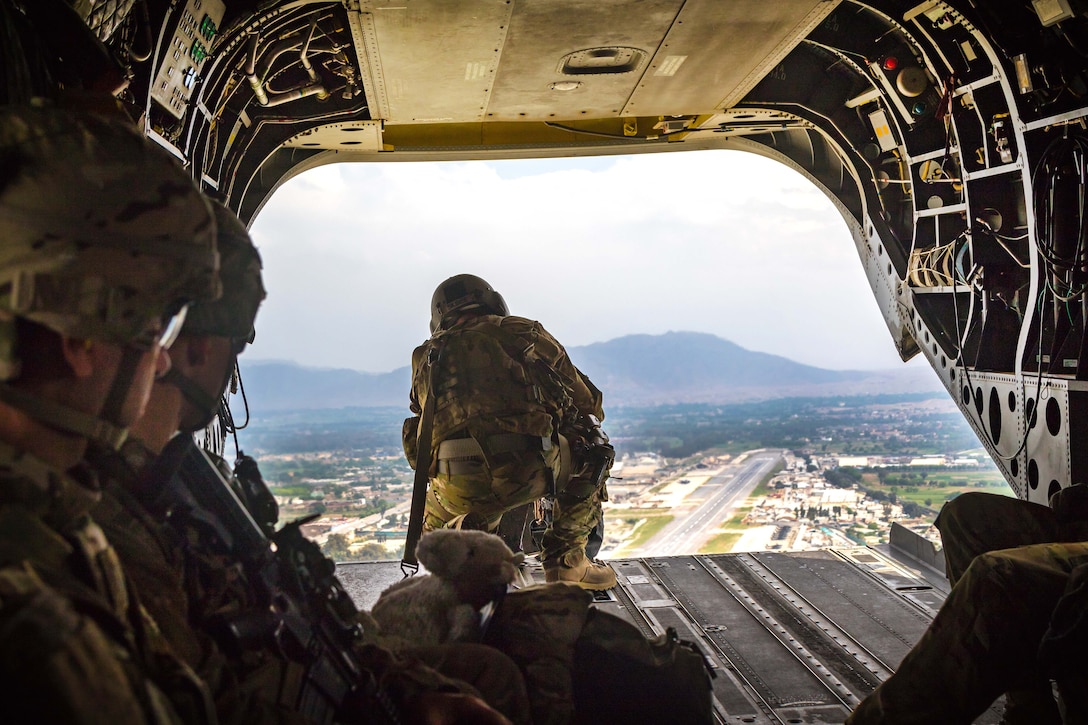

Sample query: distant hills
[240,331,943,412]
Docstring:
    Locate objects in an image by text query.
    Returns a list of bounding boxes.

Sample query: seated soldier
[0,105,220,722]
[90,203,525,724]
[847,488,1088,724]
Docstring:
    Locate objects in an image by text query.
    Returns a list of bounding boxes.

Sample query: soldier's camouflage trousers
[847,492,1088,724]
[424,445,601,566]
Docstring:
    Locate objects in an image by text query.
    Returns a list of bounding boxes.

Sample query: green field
[700,532,743,553]
[613,513,674,555]
[860,468,1011,514]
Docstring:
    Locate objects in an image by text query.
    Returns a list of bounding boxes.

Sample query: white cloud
[248,149,910,373]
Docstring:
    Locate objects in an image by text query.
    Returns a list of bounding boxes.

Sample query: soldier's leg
[540,450,615,589]
[847,542,1088,725]
[934,493,1068,722]
[542,489,599,567]
[935,492,1060,584]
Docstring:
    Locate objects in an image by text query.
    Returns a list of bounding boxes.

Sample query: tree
[323,533,352,562]
[353,542,390,561]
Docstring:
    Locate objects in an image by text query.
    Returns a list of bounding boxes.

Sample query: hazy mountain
[569,331,942,405]
[239,362,411,411]
[240,331,943,412]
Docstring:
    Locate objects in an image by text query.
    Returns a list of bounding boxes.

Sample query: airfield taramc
[8,0,1088,721]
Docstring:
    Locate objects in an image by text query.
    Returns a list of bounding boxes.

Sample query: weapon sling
[402,343,444,575]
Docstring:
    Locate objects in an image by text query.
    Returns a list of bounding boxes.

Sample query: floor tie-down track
[340,548,1004,724]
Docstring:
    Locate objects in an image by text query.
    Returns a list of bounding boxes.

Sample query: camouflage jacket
[91,439,477,724]
[90,439,314,725]
[403,314,604,463]
[0,441,209,724]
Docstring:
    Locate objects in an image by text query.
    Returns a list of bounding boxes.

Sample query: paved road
[633,450,783,556]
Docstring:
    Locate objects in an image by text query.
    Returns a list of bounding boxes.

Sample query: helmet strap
[162,366,222,430]
[98,345,144,434]
[0,382,128,450]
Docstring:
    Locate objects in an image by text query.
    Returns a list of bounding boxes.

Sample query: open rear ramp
[339,547,1004,724]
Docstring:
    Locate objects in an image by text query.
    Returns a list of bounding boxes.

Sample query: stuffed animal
[370,529,525,648]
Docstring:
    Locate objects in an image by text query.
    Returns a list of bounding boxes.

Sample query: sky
[247,148,924,374]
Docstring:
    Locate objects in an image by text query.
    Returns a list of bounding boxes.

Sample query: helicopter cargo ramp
[339,546,1005,724]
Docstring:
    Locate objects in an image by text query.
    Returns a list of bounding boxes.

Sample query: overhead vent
[559,47,646,75]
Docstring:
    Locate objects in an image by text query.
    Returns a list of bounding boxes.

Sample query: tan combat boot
[544,552,617,590]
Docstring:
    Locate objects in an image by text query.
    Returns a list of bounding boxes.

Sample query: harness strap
[402,344,443,574]
[0,383,127,449]
[162,367,221,424]
[436,433,551,461]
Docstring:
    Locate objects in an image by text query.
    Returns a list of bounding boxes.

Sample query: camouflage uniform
[90,439,310,724]
[404,313,606,568]
[847,491,1088,724]
[0,444,212,723]
[0,106,220,722]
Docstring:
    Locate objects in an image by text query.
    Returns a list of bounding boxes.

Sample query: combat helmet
[0,106,220,446]
[164,200,266,429]
[430,274,508,332]
[179,201,265,341]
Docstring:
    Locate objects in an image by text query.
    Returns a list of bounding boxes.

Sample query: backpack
[571,608,714,725]
[484,584,714,725]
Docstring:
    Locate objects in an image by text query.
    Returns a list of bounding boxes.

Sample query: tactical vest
[0,445,211,724]
[418,316,575,446]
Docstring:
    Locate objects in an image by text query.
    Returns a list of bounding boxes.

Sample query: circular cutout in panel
[950,368,956,380]
[887,263,893,276]
[988,387,1002,445]
[1011,458,1019,477]
[1008,391,1017,412]
[925,331,931,343]
[1026,398,1037,429]
[941,355,947,368]
[974,386,984,416]
[933,344,938,356]
[1049,480,1062,501]
[1028,459,1039,489]
[1046,397,1062,436]
[962,385,970,404]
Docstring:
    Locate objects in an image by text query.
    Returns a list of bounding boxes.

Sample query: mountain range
[239,331,944,412]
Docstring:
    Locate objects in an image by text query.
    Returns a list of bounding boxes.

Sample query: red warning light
[882,56,899,71]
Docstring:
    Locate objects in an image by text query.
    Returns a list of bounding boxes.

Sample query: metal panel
[623,0,839,117]
[355,0,514,123]
[486,0,682,120]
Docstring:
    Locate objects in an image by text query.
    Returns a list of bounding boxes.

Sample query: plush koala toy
[370,529,525,648]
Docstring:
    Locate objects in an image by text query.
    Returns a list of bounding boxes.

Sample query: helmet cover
[181,200,265,340]
[0,106,220,378]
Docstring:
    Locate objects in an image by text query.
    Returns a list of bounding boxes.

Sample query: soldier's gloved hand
[406,692,512,725]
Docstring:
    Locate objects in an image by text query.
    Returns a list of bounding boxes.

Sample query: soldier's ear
[59,336,97,379]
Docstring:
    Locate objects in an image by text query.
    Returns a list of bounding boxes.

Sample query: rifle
[144,434,400,724]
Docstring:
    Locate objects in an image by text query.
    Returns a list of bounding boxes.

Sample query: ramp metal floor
[338,548,1004,724]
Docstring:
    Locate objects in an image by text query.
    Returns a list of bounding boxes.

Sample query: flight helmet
[0,106,220,445]
[430,274,508,332]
